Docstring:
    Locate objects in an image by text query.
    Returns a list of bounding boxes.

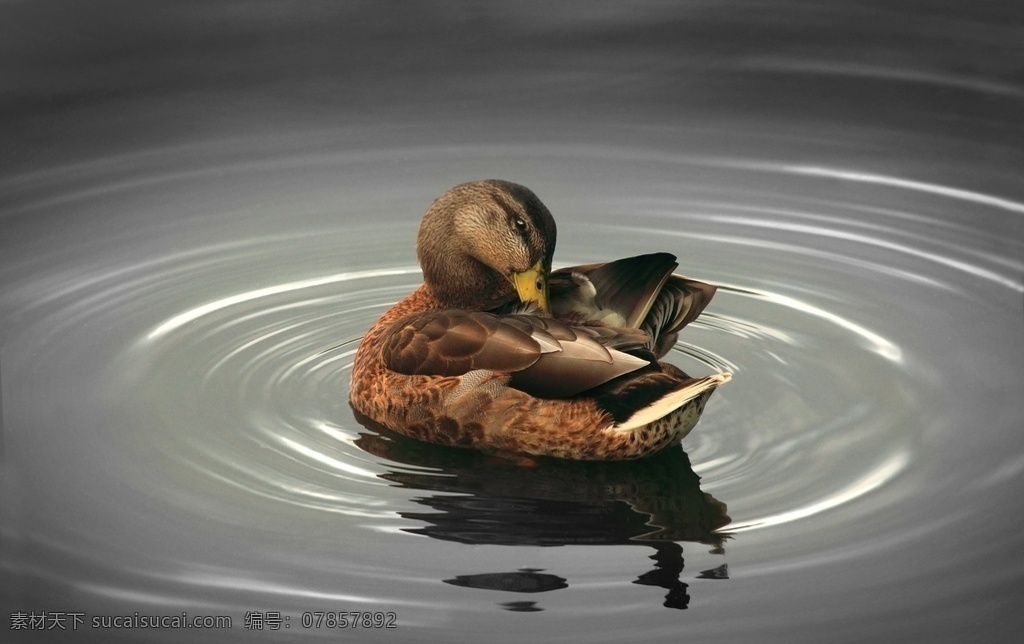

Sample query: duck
[349,179,731,460]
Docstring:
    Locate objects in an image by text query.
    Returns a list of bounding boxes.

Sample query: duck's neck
[422,255,513,311]
[416,205,517,310]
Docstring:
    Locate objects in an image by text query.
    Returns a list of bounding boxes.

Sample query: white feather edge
[609,372,733,432]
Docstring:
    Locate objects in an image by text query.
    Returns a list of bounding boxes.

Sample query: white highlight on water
[721,450,910,533]
[785,165,1024,216]
[146,267,421,340]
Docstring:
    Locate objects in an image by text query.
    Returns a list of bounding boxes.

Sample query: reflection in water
[445,569,568,593]
[499,601,545,613]
[354,411,729,610]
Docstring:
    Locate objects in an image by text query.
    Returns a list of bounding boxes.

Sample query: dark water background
[2,2,1023,642]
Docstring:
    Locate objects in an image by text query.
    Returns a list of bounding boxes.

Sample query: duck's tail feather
[609,372,731,432]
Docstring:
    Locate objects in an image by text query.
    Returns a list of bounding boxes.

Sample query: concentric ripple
[3,134,1022,641]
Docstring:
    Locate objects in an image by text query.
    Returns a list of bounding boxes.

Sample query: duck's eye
[514,218,527,231]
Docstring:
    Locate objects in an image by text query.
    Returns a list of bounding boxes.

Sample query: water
[2,2,1023,642]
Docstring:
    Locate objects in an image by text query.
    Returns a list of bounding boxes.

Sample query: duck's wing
[381,310,649,398]
[641,273,718,357]
[550,252,675,328]
[551,253,719,358]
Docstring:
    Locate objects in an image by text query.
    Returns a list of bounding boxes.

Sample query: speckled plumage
[349,180,731,460]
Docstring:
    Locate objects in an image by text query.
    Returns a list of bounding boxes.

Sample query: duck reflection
[445,569,568,593]
[353,411,731,610]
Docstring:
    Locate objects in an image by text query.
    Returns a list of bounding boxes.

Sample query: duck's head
[417,180,557,313]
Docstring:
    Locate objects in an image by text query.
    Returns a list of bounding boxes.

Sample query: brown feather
[383,310,542,376]
[641,275,719,358]
[573,252,678,328]
[383,309,649,398]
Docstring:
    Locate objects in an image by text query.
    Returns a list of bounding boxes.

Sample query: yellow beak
[511,261,550,314]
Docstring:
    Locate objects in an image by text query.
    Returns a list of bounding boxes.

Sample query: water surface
[3,2,1023,643]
